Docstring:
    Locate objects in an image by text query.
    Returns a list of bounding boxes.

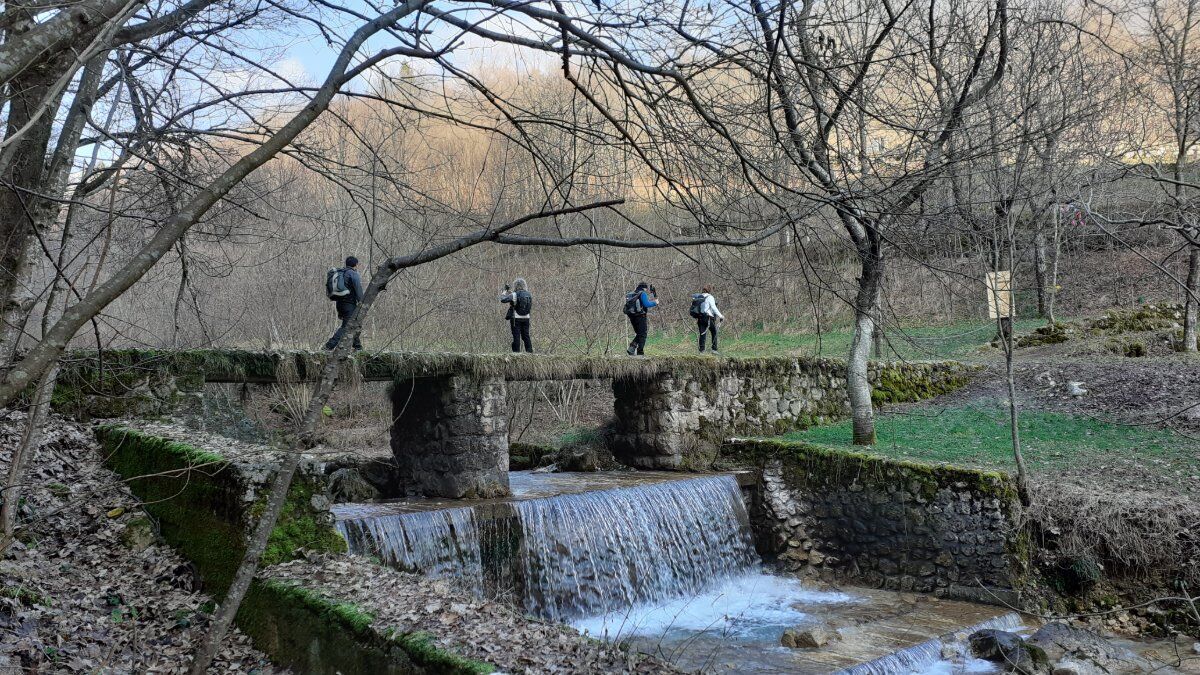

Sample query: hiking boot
[627,346,636,356]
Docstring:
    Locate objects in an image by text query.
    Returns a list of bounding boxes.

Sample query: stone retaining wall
[723,439,1026,603]
[610,360,975,470]
[93,425,486,673]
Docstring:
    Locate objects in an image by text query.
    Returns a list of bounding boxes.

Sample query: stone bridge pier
[390,374,511,499]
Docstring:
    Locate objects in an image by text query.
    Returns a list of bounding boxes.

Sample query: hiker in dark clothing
[500,277,533,352]
[324,256,365,351]
[624,282,660,356]
[691,285,725,353]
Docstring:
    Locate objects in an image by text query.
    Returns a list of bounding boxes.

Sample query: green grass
[784,404,1200,476]
[643,319,1046,360]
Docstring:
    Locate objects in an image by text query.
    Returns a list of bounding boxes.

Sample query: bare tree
[1141,0,1200,350]
[583,0,1011,444]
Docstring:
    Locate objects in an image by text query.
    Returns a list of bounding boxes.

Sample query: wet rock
[1028,622,1152,673]
[969,629,1049,674]
[781,624,838,649]
[329,468,381,503]
[555,448,600,472]
[1050,657,1104,675]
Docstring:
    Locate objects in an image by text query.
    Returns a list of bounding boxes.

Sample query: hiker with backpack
[689,285,725,353]
[324,256,365,351]
[499,278,533,353]
[624,282,659,356]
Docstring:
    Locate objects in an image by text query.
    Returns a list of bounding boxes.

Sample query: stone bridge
[54,349,974,499]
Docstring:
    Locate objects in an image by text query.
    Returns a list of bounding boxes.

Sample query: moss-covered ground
[784,404,1200,478]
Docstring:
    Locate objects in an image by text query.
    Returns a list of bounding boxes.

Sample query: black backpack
[326,267,350,300]
[689,293,706,319]
[514,290,532,316]
[623,291,645,316]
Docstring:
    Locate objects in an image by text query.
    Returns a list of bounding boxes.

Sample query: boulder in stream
[781,624,839,649]
[968,629,1050,674]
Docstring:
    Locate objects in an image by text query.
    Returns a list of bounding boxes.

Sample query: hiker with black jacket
[324,256,365,351]
[500,277,533,352]
[624,282,660,356]
[689,285,725,353]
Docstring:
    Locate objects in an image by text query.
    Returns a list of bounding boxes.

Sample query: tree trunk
[1002,328,1031,506]
[1047,203,1060,325]
[849,246,884,446]
[0,364,59,553]
[1185,246,1199,352]
[0,62,65,324]
[1033,226,1048,319]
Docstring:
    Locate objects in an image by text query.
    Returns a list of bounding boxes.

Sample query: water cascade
[335,472,1015,674]
[517,474,758,620]
[336,506,482,584]
[336,474,757,620]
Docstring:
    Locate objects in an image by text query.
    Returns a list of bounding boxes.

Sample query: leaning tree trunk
[1184,246,1199,352]
[188,296,374,674]
[848,245,884,446]
[0,364,59,552]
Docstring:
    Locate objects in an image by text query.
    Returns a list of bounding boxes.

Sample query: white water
[573,571,850,640]
[836,613,1023,675]
[335,506,482,585]
[336,473,1017,674]
[337,473,762,621]
[516,474,759,620]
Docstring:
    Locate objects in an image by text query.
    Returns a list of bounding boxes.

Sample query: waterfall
[335,474,758,621]
[834,612,1024,675]
[336,506,482,588]
[517,474,758,621]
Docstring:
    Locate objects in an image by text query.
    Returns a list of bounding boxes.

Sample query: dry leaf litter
[266,556,676,674]
[0,409,283,673]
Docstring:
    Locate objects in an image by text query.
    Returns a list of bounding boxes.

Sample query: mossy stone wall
[723,439,1026,603]
[609,360,975,470]
[238,581,424,674]
[95,425,346,592]
[94,426,490,673]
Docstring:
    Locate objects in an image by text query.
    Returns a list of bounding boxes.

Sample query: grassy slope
[643,318,1046,360]
[784,404,1200,477]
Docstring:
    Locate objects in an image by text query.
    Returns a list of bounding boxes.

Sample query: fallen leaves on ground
[0,409,284,673]
[266,556,677,674]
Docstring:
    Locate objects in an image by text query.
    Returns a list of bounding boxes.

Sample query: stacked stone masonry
[609,360,972,470]
[390,374,511,499]
[726,440,1024,601]
[53,349,972,497]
